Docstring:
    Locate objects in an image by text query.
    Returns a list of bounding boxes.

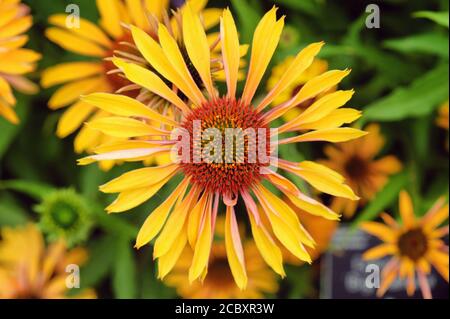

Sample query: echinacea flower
[42,0,223,170]
[80,7,366,288]
[320,124,402,218]
[361,191,449,299]
[267,55,331,121]
[0,0,40,124]
[0,224,95,299]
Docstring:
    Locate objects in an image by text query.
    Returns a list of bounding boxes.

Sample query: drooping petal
[225,205,248,289]
[188,198,213,282]
[158,227,188,280]
[248,210,285,277]
[188,192,210,247]
[154,188,201,258]
[135,178,189,249]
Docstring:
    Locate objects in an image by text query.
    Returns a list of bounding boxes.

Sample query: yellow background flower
[0,0,40,124]
[361,191,449,299]
[0,224,95,299]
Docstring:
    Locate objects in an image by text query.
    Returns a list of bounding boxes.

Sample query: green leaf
[113,237,137,299]
[140,256,177,299]
[231,0,261,44]
[414,11,449,28]
[93,203,138,239]
[384,32,449,58]
[362,63,449,123]
[81,234,116,288]
[0,96,29,159]
[0,193,29,226]
[0,180,55,201]
[273,0,320,16]
[351,171,409,228]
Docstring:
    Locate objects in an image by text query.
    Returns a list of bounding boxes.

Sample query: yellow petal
[257,42,324,112]
[360,221,397,243]
[266,69,351,122]
[48,14,111,48]
[129,25,199,107]
[202,8,222,30]
[294,162,359,200]
[100,164,179,193]
[363,244,397,260]
[125,0,147,29]
[298,108,362,130]
[182,4,215,98]
[188,202,213,283]
[279,128,367,144]
[285,192,341,221]
[41,62,104,88]
[154,188,200,258]
[106,174,175,213]
[112,58,190,114]
[225,206,248,290]
[158,228,187,279]
[82,92,180,127]
[220,8,240,98]
[399,191,416,229]
[96,0,123,38]
[281,90,355,132]
[135,178,190,249]
[144,0,169,20]
[0,76,15,105]
[78,147,169,165]
[0,99,19,124]
[87,117,168,138]
[256,185,316,248]
[187,192,210,247]
[56,100,95,138]
[48,77,104,109]
[248,212,285,277]
[242,8,284,105]
[0,16,32,39]
[45,27,106,57]
[158,24,206,105]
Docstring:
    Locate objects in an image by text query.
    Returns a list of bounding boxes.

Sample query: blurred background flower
[0,0,40,124]
[0,223,95,298]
